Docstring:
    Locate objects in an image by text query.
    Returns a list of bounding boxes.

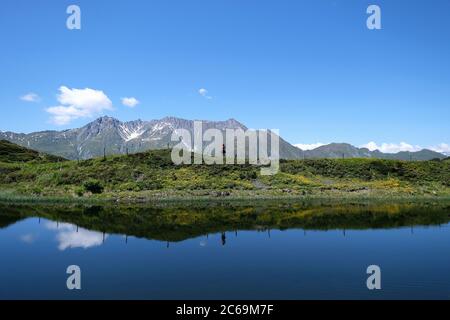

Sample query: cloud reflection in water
[45,221,107,251]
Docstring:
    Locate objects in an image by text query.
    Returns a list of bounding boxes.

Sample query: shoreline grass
[1,189,449,206]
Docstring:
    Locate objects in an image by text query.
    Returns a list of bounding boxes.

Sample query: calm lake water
[1,200,450,300]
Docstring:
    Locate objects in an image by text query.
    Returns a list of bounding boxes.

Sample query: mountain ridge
[0,116,446,161]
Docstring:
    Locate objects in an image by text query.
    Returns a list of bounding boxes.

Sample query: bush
[118,182,140,191]
[74,186,84,197]
[31,186,43,195]
[239,171,257,180]
[83,179,104,194]
[137,180,163,190]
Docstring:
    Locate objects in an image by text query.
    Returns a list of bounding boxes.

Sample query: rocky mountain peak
[0,116,446,161]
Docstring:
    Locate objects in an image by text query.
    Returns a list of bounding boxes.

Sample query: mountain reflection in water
[2,200,450,299]
[1,200,449,244]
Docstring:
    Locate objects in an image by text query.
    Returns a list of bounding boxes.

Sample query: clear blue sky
[0,0,449,149]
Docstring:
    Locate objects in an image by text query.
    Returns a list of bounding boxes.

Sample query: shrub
[83,179,104,194]
[118,182,140,191]
[31,186,43,195]
[136,180,163,190]
[74,186,84,197]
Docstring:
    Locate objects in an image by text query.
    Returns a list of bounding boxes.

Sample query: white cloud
[198,88,212,100]
[361,141,422,153]
[361,142,450,155]
[46,222,107,251]
[294,143,327,150]
[429,143,450,155]
[121,97,139,108]
[20,92,40,103]
[46,86,113,125]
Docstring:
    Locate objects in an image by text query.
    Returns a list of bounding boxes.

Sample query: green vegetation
[0,143,449,202]
[0,140,66,163]
[83,179,104,194]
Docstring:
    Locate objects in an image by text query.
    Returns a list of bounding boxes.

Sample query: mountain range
[0,116,446,161]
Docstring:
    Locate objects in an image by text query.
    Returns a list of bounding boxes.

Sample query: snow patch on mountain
[119,124,146,142]
[151,121,173,133]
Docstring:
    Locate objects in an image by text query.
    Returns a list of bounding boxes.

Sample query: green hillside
[0,147,449,201]
[0,140,66,163]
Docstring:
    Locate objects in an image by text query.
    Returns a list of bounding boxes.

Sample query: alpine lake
[1,199,450,300]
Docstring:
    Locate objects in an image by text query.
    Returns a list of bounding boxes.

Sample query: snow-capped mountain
[0,116,446,161]
[0,116,301,160]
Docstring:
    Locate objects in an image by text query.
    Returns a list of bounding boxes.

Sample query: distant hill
[0,140,66,163]
[303,143,446,161]
[0,117,446,161]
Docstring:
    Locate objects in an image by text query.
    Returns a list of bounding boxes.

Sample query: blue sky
[0,0,449,152]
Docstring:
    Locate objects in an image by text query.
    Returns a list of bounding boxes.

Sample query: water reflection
[221,232,226,246]
[0,200,449,244]
[40,221,107,250]
[20,233,37,244]
[1,200,450,299]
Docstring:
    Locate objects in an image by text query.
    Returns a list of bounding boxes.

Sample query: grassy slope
[0,140,66,163]
[0,148,449,201]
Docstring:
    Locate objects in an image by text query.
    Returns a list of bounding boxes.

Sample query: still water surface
[0,201,449,299]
